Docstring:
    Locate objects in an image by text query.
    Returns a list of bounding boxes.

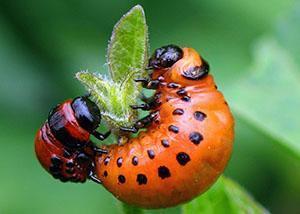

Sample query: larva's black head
[149,45,183,69]
[71,96,101,133]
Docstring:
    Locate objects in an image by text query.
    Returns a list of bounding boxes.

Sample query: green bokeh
[0,0,299,213]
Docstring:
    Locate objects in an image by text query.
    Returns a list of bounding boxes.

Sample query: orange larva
[94,45,235,208]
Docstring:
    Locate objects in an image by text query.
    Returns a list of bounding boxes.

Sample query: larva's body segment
[95,48,234,208]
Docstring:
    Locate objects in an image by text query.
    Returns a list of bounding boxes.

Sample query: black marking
[132,156,138,166]
[71,96,101,133]
[48,109,86,149]
[147,150,155,159]
[52,173,61,179]
[49,164,60,173]
[181,60,209,80]
[194,111,207,121]
[168,125,179,133]
[117,157,123,167]
[161,139,170,148]
[173,108,184,115]
[137,174,148,185]
[118,175,126,184]
[158,166,171,179]
[176,88,187,96]
[60,177,68,183]
[176,152,191,166]
[104,156,110,165]
[181,96,191,102]
[66,161,74,168]
[66,168,75,174]
[189,132,203,145]
[149,45,183,69]
[167,82,180,88]
[103,171,108,177]
[51,156,62,166]
[76,153,90,163]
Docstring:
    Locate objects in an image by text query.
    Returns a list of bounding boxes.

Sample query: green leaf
[76,71,138,131]
[76,5,148,132]
[225,38,300,159]
[183,176,268,214]
[108,5,148,83]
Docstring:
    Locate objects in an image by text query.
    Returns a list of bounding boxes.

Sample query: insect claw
[89,172,102,184]
[130,104,151,111]
[120,126,138,133]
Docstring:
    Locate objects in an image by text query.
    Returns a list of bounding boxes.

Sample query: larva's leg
[119,126,138,133]
[92,130,111,141]
[130,103,151,111]
[88,141,108,155]
[119,111,159,133]
[135,78,160,89]
[88,168,102,184]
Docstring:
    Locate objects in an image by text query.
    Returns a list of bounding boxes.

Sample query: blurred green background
[0,0,299,213]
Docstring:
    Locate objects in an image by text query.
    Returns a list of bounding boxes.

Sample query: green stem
[122,202,144,214]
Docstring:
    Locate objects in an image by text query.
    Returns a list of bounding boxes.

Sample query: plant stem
[122,202,144,214]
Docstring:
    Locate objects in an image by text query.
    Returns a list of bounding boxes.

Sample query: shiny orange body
[95,48,234,208]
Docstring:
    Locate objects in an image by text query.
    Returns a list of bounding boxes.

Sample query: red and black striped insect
[93,45,234,208]
[34,96,110,183]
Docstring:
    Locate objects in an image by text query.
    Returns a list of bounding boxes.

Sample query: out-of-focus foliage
[226,39,300,159]
[183,176,268,214]
[0,0,299,214]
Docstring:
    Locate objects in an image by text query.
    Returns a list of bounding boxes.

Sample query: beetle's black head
[71,96,101,133]
[149,45,183,69]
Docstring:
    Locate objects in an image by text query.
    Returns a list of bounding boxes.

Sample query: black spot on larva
[181,96,191,102]
[66,160,74,168]
[117,157,123,167]
[172,108,184,115]
[158,166,171,179]
[76,153,89,163]
[167,82,180,88]
[104,157,110,166]
[194,111,207,121]
[147,150,155,159]
[132,156,138,166]
[136,174,148,185]
[168,125,179,133]
[103,170,108,177]
[176,88,187,96]
[118,175,126,184]
[176,152,191,166]
[189,132,203,145]
[161,139,170,148]
[224,101,228,106]
[51,156,62,166]
[49,164,60,173]
[214,85,218,89]
[65,168,75,174]
[52,173,61,179]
